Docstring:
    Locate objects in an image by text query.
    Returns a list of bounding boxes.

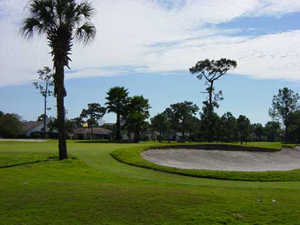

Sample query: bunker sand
[142,147,300,171]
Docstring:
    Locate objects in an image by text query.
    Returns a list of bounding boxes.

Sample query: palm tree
[125,96,150,143]
[105,87,129,141]
[22,0,96,160]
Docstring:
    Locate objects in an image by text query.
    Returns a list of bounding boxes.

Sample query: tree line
[2,85,299,144]
[151,86,300,143]
[47,86,150,143]
[46,86,299,145]
[151,107,282,143]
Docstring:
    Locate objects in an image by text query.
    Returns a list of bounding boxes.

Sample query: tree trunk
[284,125,288,143]
[159,129,162,142]
[206,81,214,142]
[182,123,185,142]
[55,61,67,160]
[116,113,121,140]
[208,81,214,112]
[134,125,140,143]
[43,94,47,139]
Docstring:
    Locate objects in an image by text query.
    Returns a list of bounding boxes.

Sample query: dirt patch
[142,147,300,172]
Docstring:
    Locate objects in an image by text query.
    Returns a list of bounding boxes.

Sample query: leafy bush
[0,112,24,138]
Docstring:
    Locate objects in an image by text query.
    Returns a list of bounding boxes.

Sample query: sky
[0,0,300,125]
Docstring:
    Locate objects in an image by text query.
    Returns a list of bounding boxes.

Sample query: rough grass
[1,140,300,225]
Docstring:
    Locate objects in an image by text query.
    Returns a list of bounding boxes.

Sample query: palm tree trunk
[55,61,67,160]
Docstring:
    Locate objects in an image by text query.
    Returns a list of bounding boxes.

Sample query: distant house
[23,119,57,137]
[120,129,160,142]
[23,121,45,137]
[72,127,112,139]
[143,129,160,141]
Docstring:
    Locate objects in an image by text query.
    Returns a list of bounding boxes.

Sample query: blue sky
[0,0,300,124]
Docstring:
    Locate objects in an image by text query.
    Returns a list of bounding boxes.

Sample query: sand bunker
[142,147,300,171]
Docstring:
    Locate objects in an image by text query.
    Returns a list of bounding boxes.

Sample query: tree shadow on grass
[0,156,77,169]
[75,140,136,144]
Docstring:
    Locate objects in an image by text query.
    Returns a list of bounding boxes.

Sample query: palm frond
[21,17,43,38]
[31,0,55,24]
[75,22,96,44]
[64,1,77,26]
[22,0,57,38]
[75,1,95,20]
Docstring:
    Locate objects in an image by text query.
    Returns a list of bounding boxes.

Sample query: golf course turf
[1,140,300,225]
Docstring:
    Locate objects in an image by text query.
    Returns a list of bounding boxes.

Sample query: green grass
[282,143,297,148]
[1,140,300,224]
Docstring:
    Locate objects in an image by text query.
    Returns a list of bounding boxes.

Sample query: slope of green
[1,140,300,225]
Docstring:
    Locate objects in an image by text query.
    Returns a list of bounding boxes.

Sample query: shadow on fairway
[0,156,77,169]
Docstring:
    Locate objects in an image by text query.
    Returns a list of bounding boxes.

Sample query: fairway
[1,141,300,225]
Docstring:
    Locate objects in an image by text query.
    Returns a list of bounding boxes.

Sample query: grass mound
[111,142,300,182]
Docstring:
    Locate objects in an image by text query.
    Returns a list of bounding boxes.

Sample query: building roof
[23,121,43,132]
[73,127,112,135]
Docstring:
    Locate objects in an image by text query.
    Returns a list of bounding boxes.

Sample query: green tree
[150,112,170,142]
[252,123,265,141]
[269,87,300,142]
[200,107,220,142]
[190,58,237,140]
[80,103,106,139]
[125,96,150,142]
[185,116,201,141]
[48,118,76,136]
[264,121,281,142]
[286,111,300,143]
[219,112,238,142]
[105,87,129,141]
[237,115,251,144]
[22,0,96,160]
[0,113,24,138]
[190,58,237,113]
[165,101,199,141]
[71,117,83,129]
[33,66,54,139]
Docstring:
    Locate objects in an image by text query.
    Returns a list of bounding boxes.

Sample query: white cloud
[249,0,300,16]
[145,31,300,80]
[1,0,300,87]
